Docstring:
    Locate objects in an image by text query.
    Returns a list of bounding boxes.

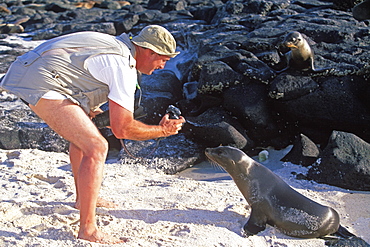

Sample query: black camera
[166,105,181,119]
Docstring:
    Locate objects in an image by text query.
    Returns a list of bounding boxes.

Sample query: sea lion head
[283,31,304,49]
[205,146,252,176]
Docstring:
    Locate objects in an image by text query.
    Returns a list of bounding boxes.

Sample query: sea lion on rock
[205,146,349,238]
[0,17,30,34]
[277,31,331,74]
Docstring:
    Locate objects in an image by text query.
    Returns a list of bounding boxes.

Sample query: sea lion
[0,17,30,34]
[74,1,96,9]
[205,146,343,238]
[277,31,331,74]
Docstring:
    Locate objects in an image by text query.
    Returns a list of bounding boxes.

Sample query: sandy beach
[0,146,369,247]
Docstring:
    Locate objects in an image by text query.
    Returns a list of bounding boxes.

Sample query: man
[0,25,185,244]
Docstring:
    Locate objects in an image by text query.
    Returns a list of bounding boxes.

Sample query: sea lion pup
[0,17,30,34]
[276,31,331,74]
[205,146,349,239]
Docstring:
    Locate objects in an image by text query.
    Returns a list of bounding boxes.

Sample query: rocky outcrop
[352,0,370,21]
[281,133,321,167]
[0,92,68,152]
[307,131,370,191]
[0,0,369,178]
[119,133,203,175]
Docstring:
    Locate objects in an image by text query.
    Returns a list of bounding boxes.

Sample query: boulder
[185,107,254,150]
[196,60,244,95]
[307,131,370,191]
[0,95,68,152]
[119,133,203,174]
[353,0,370,21]
[140,70,183,124]
[281,133,321,166]
[0,0,369,177]
[223,82,291,148]
[271,75,370,143]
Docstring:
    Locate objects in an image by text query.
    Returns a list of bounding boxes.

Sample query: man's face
[137,49,171,75]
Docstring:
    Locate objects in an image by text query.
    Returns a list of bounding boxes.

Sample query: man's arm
[108,100,185,141]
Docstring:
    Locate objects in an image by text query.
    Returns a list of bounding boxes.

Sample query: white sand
[0,147,369,247]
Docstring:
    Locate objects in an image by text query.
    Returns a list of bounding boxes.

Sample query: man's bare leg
[29,99,123,244]
[69,143,118,209]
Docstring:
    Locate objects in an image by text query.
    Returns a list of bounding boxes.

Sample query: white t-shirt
[86,54,138,113]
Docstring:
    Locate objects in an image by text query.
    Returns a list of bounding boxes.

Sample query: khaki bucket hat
[131,25,180,58]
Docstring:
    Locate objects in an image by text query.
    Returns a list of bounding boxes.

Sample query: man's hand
[159,114,186,136]
[88,108,104,119]
[109,100,185,141]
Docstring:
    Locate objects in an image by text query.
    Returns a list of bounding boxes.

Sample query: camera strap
[119,83,160,159]
[120,138,161,159]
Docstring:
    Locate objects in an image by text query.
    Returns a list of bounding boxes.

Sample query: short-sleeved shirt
[85,54,137,113]
[41,54,137,113]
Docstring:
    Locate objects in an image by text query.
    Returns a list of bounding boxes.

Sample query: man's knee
[100,138,109,155]
[83,136,109,160]
[94,136,109,154]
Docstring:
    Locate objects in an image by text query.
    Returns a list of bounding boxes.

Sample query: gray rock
[0,0,370,177]
[98,1,122,10]
[115,13,140,33]
[0,97,68,152]
[269,74,319,100]
[271,75,370,142]
[196,60,244,94]
[45,2,77,12]
[223,82,289,148]
[140,70,183,124]
[353,0,370,21]
[307,131,370,191]
[186,107,254,150]
[139,9,172,23]
[281,133,321,166]
[119,133,203,174]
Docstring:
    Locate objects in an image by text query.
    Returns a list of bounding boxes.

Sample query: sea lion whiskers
[208,157,226,172]
[205,148,227,172]
[205,147,253,177]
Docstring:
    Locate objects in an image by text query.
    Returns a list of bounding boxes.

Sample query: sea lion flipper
[335,225,355,238]
[243,220,266,236]
[243,209,267,236]
[308,67,335,76]
[323,226,370,247]
[309,57,316,71]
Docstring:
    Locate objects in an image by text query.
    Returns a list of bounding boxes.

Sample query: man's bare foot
[96,197,118,208]
[78,228,125,244]
[74,197,118,210]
